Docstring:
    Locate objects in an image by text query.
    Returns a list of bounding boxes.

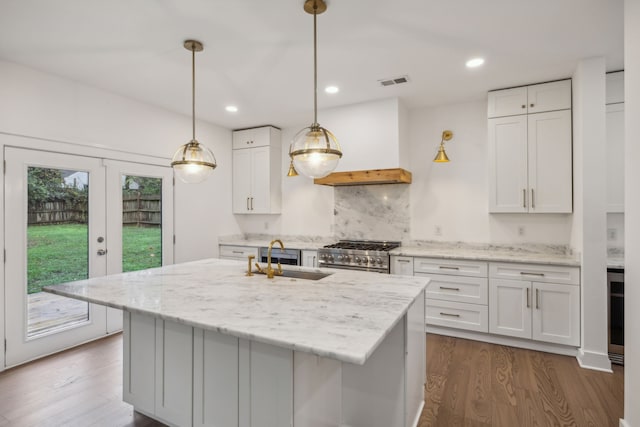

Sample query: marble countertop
[44,259,428,365]
[390,244,580,266]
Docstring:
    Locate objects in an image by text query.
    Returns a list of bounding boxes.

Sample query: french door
[4,148,173,367]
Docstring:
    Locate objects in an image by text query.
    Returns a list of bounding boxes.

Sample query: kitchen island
[45,258,428,427]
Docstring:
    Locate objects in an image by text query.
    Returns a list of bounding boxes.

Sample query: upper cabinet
[488,80,572,118]
[488,79,573,213]
[232,126,282,214]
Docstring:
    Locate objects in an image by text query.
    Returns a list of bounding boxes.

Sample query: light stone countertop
[390,244,580,267]
[44,258,428,365]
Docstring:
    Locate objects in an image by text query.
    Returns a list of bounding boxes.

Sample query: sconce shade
[433,130,453,163]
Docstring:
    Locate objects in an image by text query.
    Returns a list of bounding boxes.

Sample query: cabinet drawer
[414,258,488,278]
[422,274,488,305]
[489,262,579,285]
[425,299,488,333]
[219,245,259,260]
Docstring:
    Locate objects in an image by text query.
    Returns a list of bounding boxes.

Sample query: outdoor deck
[28,292,90,336]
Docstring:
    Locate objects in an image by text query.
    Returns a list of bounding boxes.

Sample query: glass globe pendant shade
[171,140,217,184]
[290,125,342,179]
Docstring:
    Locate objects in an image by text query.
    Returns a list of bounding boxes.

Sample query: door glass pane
[27,167,89,337]
[122,175,162,272]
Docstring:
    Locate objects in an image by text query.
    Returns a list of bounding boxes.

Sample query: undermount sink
[255,269,332,281]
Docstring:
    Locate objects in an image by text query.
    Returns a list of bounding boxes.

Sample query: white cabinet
[488,80,571,118]
[391,256,414,276]
[606,71,625,105]
[123,311,156,416]
[606,101,625,212]
[219,245,259,261]
[232,126,281,214]
[489,107,573,213]
[301,250,318,267]
[489,263,580,346]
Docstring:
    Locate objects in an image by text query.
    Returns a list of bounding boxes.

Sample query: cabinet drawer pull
[521,104,526,109]
[530,103,534,107]
[439,286,460,291]
[520,272,545,277]
[438,266,460,270]
[397,259,411,263]
[439,312,460,318]
[526,288,530,308]
[536,289,540,309]
[232,251,243,254]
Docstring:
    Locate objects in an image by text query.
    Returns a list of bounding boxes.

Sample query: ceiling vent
[378,75,410,87]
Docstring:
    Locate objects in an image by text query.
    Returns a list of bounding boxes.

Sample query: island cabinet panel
[405,292,426,427]
[293,353,342,426]
[123,312,156,416]
[193,330,239,427]
[342,318,406,427]
[155,319,193,427]
[239,340,293,427]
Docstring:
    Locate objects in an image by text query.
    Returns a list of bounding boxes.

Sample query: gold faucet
[265,239,285,279]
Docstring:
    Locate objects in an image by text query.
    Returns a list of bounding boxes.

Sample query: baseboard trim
[619,418,629,427]
[577,348,613,372]
[410,401,425,427]
[426,325,578,356]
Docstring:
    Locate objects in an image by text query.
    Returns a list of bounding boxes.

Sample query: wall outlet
[608,228,617,241]
[518,226,525,236]
[434,225,442,236]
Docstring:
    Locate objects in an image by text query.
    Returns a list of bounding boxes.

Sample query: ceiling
[0,0,624,130]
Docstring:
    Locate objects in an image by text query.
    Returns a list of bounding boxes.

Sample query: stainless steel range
[317,240,401,273]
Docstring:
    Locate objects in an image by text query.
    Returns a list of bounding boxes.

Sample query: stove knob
[319,254,326,261]
[376,258,383,264]
[327,255,334,263]
[355,256,361,264]
[343,256,350,263]
[337,255,343,262]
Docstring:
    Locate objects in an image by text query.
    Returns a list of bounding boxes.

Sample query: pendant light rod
[192,42,196,141]
[313,6,318,126]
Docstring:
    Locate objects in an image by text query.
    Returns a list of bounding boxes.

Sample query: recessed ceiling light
[466,58,485,68]
[325,86,339,94]
[225,105,238,113]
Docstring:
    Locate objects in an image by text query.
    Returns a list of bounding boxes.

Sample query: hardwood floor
[0,333,624,426]
[420,334,624,427]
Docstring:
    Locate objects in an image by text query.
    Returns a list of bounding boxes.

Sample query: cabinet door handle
[520,271,545,277]
[536,289,540,309]
[521,104,526,109]
[530,103,535,108]
[439,266,460,270]
[440,312,460,318]
[526,288,530,308]
[250,197,254,210]
[439,286,460,291]
[531,188,535,209]
[246,197,250,210]
[523,189,527,208]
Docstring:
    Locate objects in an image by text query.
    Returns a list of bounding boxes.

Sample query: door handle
[246,197,250,211]
[526,288,530,308]
[250,197,254,210]
[97,249,107,256]
[536,288,540,309]
[531,188,535,209]
[523,189,527,208]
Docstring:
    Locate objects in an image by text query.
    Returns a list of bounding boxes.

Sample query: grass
[27,224,161,294]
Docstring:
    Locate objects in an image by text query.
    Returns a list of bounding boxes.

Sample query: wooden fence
[28,195,161,226]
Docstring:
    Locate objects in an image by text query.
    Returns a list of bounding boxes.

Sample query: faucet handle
[276,262,283,275]
[254,262,265,274]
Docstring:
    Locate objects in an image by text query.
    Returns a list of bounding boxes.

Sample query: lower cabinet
[219,245,259,261]
[301,250,318,268]
[489,263,580,346]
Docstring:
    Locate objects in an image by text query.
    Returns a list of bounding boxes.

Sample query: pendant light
[433,130,453,163]
[288,0,342,179]
[171,40,217,184]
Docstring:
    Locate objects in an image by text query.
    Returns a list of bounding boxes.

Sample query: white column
[623,1,640,426]
[572,58,612,372]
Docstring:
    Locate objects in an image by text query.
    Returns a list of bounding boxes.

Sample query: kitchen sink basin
[255,269,332,281]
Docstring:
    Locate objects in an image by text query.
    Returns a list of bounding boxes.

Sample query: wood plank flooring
[420,334,624,427]
[0,333,624,426]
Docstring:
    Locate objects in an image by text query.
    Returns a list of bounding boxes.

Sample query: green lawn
[27,224,161,294]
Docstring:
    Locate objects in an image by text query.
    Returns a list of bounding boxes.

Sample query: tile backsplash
[334,184,410,241]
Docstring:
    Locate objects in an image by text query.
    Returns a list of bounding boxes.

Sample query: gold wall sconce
[433,130,453,163]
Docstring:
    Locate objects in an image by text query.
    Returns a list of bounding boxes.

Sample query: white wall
[0,59,239,262]
[409,100,573,244]
[624,1,640,425]
[572,58,611,372]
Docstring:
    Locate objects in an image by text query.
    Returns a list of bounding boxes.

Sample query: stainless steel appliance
[608,268,624,365]
[259,247,301,266]
[317,240,401,273]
